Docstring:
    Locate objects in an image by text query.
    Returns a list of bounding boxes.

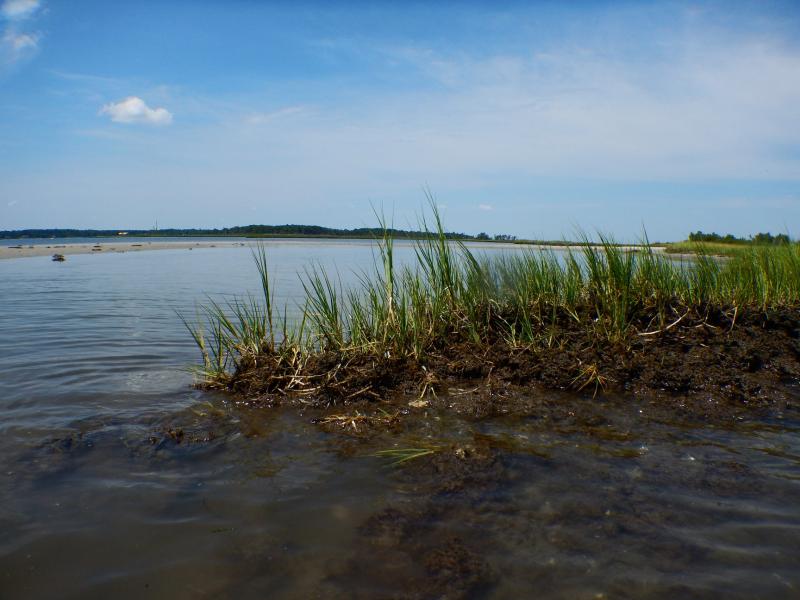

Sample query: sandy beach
[0,240,252,260]
[0,238,670,260]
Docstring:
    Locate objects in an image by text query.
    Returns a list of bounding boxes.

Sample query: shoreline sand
[0,240,253,260]
[0,239,669,261]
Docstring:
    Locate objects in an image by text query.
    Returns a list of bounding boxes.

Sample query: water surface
[0,243,798,599]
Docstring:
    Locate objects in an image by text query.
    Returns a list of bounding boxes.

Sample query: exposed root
[637,309,690,337]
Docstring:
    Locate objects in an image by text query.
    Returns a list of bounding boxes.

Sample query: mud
[327,443,504,599]
[223,307,800,422]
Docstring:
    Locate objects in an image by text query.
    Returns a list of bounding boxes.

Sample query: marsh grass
[664,241,743,256]
[183,203,799,395]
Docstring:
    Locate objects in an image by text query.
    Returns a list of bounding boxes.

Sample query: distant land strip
[1,225,482,241]
[2,226,794,254]
[0,225,593,245]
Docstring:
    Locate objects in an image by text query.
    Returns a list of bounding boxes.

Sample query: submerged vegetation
[184,204,800,407]
[374,447,440,466]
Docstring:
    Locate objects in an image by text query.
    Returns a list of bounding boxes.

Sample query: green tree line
[687,231,791,245]
[0,225,477,240]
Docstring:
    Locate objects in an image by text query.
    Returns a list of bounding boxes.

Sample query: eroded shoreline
[216,307,800,426]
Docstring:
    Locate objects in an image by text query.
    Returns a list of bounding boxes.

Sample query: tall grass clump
[181,244,309,388]
[184,204,799,394]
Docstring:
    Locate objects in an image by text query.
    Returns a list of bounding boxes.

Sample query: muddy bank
[222,307,800,420]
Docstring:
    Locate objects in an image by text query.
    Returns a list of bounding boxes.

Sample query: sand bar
[0,240,255,260]
[0,239,668,261]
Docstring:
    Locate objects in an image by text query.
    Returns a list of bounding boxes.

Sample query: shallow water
[1,243,799,599]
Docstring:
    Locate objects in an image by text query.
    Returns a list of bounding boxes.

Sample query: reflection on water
[0,243,799,599]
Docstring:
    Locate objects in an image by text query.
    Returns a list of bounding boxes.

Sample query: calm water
[0,242,799,599]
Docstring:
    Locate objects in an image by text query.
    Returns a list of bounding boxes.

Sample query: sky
[0,0,799,241]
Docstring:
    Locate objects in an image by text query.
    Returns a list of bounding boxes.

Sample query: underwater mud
[304,390,800,599]
[7,382,800,599]
[325,443,502,599]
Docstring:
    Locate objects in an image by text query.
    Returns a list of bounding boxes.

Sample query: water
[0,243,798,599]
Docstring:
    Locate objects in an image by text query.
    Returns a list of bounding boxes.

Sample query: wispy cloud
[1,0,40,20]
[103,26,797,235]
[72,128,126,140]
[245,106,306,125]
[1,0,41,67]
[3,3,799,238]
[100,96,173,126]
[1,27,36,64]
[50,69,123,86]
[293,34,800,181]
[3,28,34,50]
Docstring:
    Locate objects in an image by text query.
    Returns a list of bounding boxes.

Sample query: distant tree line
[688,231,792,245]
[0,225,480,240]
[475,232,518,241]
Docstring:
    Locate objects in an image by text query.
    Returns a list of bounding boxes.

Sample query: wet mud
[222,308,800,424]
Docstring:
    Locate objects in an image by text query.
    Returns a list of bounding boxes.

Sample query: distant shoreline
[0,226,480,242]
[0,226,670,247]
[0,240,249,260]
[0,237,668,261]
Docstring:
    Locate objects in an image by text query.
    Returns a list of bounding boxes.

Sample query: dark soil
[220,307,800,420]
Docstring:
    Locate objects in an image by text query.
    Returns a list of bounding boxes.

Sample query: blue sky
[0,0,798,240]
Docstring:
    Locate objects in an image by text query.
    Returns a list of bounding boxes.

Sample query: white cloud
[246,106,305,125]
[100,96,173,126]
[50,69,122,85]
[4,29,33,49]
[1,0,40,20]
[479,204,493,211]
[7,199,18,207]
